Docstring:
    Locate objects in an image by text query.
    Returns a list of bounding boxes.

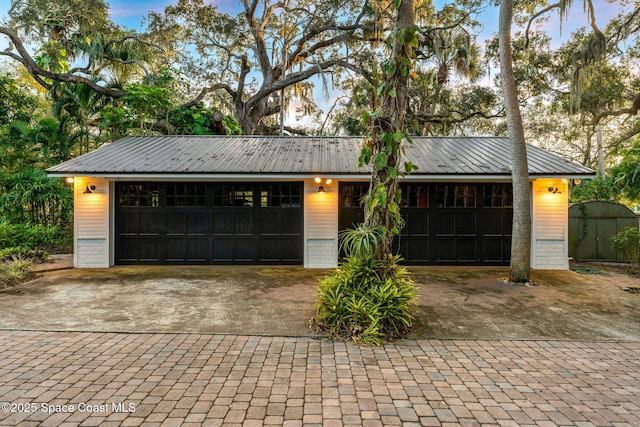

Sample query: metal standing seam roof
[46,135,596,177]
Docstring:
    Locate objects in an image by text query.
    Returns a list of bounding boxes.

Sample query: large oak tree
[146,0,377,134]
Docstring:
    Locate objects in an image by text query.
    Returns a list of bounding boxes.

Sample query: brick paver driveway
[1,331,638,426]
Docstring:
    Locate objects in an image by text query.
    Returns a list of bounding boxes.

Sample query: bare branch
[524,3,559,48]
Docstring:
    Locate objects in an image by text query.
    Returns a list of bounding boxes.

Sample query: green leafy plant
[311,255,418,346]
[611,226,640,264]
[0,257,34,289]
[569,175,619,203]
[338,224,387,259]
[0,168,73,228]
[0,221,60,249]
[0,247,48,263]
[312,0,420,345]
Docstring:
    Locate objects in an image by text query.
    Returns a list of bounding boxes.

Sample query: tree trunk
[363,0,415,258]
[241,99,269,135]
[498,0,532,282]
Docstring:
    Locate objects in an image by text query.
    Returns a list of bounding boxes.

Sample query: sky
[103,0,626,43]
[101,0,630,128]
[0,0,632,128]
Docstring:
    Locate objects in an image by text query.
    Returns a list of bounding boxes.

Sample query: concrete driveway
[1,264,639,341]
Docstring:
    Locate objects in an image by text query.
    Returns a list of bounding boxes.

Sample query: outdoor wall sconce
[315,177,332,193]
[548,183,561,194]
[66,177,74,184]
[84,183,96,194]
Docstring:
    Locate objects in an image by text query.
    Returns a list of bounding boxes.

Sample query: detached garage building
[46,135,594,269]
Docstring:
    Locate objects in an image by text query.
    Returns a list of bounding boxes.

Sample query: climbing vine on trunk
[311,0,420,345]
[359,0,418,264]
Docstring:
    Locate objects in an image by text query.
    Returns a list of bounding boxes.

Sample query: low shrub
[311,255,418,346]
[0,257,34,289]
[0,221,63,249]
[611,226,640,264]
[0,247,48,263]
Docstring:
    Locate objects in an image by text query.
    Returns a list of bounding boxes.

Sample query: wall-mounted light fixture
[573,178,582,185]
[83,183,96,194]
[66,177,74,184]
[548,183,561,194]
[315,177,333,193]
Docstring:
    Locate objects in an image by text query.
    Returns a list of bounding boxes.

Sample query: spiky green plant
[312,255,418,345]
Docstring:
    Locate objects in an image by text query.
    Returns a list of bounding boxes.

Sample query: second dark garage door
[340,182,513,265]
[115,182,303,265]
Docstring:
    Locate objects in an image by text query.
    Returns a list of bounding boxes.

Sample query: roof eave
[47,171,597,180]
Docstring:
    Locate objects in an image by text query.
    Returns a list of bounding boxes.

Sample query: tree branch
[180,83,238,109]
[408,108,505,124]
[593,91,640,123]
[524,3,559,48]
[243,0,273,76]
[0,25,125,97]
[245,58,373,112]
[288,9,371,66]
[104,35,165,53]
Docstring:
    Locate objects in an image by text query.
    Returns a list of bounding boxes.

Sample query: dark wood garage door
[339,182,512,265]
[115,182,303,265]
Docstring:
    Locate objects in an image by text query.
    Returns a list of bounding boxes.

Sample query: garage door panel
[403,211,429,235]
[482,211,505,235]
[479,239,507,263]
[233,238,258,262]
[116,182,303,265]
[187,237,209,262]
[213,211,254,235]
[138,237,162,261]
[233,212,254,234]
[164,236,208,261]
[339,182,512,266]
[260,238,282,261]
[433,214,455,236]
[434,239,456,263]
[139,212,163,234]
[165,236,184,258]
[455,213,476,235]
[117,236,140,262]
[280,213,302,235]
[166,212,186,234]
[186,212,208,234]
[258,211,282,235]
[401,239,429,263]
[118,213,140,233]
[280,237,302,261]
[212,237,234,261]
[213,213,234,234]
[166,212,208,235]
[456,239,477,262]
